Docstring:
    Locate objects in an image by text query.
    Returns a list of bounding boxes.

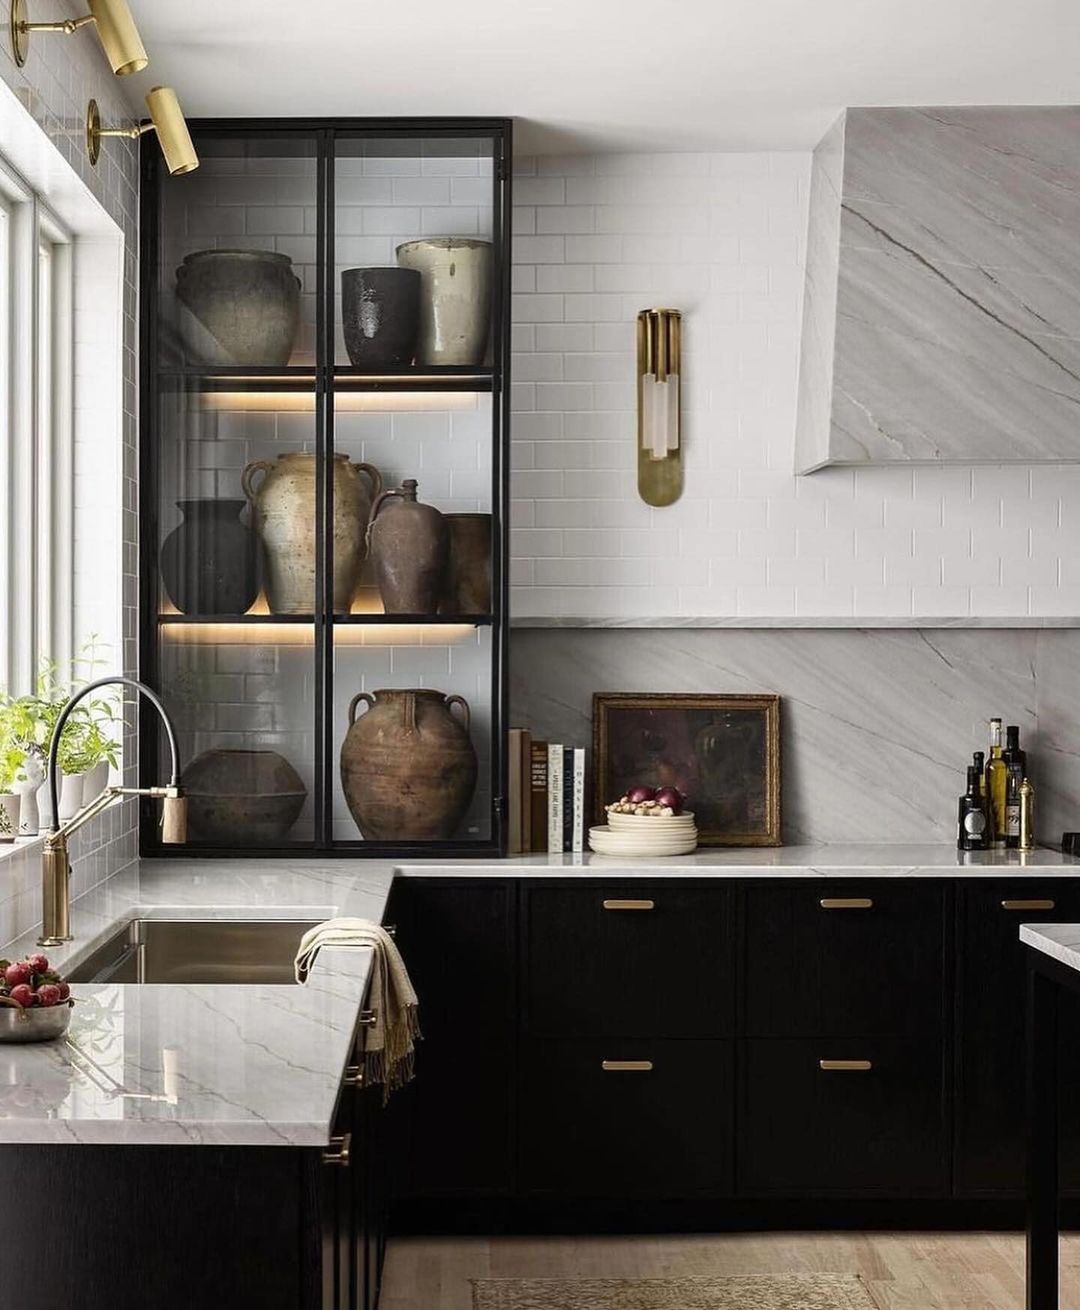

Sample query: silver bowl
[0,1001,72,1043]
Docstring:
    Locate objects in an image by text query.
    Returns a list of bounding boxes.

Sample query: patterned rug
[472,1274,877,1310]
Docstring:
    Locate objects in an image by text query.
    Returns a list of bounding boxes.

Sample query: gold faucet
[39,677,187,947]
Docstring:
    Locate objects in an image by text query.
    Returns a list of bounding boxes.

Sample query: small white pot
[58,771,85,822]
[0,794,20,842]
[37,767,60,831]
[83,760,109,804]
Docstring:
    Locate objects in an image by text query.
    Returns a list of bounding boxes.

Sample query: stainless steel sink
[68,919,321,986]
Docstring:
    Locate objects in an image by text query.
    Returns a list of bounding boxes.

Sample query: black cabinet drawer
[519,1039,733,1197]
[956,882,1080,1196]
[740,1038,947,1196]
[744,884,945,1037]
[523,884,733,1038]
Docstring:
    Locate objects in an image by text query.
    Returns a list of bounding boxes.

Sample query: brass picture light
[10,0,147,74]
[87,87,199,175]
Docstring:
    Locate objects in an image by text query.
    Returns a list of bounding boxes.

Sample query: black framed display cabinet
[138,118,512,857]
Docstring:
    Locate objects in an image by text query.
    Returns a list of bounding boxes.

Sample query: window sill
[0,834,45,864]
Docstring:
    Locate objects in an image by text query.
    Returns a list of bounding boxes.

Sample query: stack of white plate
[589,811,698,856]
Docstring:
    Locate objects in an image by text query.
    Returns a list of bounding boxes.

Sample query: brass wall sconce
[10,0,147,74]
[636,307,682,507]
[87,87,199,175]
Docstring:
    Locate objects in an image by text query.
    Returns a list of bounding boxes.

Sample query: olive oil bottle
[985,718,1009,849]
[957,765,988,851]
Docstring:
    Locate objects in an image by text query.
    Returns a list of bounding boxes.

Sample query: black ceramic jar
[341,267,421,368]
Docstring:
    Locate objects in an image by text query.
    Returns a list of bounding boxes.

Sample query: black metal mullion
[321,130,338,852]
[313,130,330,851]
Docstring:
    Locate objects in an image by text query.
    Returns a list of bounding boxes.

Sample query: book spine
[572,747,586,853]
[548,744,563,854]
[507,729,523,855]
[520,729,532,854]
[563,747,574,853]
[529,742,548,852]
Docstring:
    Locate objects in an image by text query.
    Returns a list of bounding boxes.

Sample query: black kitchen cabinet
[955,881,1080,1196]
[388,878,516,1198]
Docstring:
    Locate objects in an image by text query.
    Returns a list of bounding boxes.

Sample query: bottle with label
[1003,725,1026,849]
[972,750,986,804]
[958,765,988,851]
[986,718,1008,849]
[1019,777,1035,851]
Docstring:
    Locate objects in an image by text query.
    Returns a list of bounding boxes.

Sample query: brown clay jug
[366,479,448,615]
[340,689,478,839]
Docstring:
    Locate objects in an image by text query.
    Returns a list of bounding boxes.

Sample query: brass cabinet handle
[602,899,655,911]
[343,1065,365,1088]
[819,1059,873,1072]
[601,1060,654,1072]
[358,1009,378,1027]
[1001,899,1055,911]
[322,1133,351,1166]
[819,898,873,910]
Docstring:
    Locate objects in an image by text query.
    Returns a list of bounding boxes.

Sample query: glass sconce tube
[636,308,682,506]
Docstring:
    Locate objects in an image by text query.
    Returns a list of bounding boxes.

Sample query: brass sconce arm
[87,90,199,175]
[10,0,147,74]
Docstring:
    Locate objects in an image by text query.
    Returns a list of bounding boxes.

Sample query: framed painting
[592,693,781,846]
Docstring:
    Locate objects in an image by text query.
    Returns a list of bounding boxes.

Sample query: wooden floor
[381,1231,1080,1309]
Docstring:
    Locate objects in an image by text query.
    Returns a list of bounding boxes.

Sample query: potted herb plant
[0,740,23,842]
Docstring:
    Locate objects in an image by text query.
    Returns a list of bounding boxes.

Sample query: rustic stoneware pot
[440,513,492,615]
[184,748,307,845]
[340,689,477,840]
[341,267,420,368]
[160,499,260,616]
[242,453,382,614]
[175,250,301,366]
[366,479,448,615]
[395,238,492,365]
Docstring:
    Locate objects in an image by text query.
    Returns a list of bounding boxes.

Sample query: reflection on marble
[797,107,1080,470]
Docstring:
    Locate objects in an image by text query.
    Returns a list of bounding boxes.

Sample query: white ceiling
[127,0,1080,154]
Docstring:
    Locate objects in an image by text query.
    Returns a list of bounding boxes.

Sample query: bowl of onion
[0,954,75,1043]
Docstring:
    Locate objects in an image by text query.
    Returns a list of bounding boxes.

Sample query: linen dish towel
[295,918,421,1102]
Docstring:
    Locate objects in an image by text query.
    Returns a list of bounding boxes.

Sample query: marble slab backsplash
[511,628,1080,845]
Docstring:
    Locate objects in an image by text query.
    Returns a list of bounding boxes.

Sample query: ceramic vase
[176,250,301,366]
[242,453,383,614]
[366,479,448,615]
[58,772,85,823]
[396,238,492,365]
[184,748,307,845]
[14,754,43,837]
[340,689,477,840]
[341,267,420,368]
[160,499,260,617]
[0,794,19,843]
[440,513,492,615]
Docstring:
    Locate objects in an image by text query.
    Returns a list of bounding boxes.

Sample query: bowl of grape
[0,954,74,1043]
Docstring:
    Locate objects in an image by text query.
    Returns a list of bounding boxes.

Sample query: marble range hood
[795,106,1080,473]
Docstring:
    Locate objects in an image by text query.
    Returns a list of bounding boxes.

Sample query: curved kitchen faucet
[39,676,186,946]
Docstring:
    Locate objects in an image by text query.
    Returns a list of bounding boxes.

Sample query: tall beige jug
[241,453,382,614]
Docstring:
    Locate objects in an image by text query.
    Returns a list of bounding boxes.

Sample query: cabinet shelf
[157,613,493,626]
[157,364,496,395]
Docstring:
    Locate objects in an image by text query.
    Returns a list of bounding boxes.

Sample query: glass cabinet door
[141,122,509,855]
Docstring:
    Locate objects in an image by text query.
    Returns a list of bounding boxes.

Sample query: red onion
[626,785,655,804]
[654,786,684,814]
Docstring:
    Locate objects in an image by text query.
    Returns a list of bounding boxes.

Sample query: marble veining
[1020,923,1080,976]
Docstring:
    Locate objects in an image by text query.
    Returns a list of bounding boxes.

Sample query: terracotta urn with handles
[340,688,477,840]
[242,452,382,614]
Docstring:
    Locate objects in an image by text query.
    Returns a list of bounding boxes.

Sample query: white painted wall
[510,151,1080,622]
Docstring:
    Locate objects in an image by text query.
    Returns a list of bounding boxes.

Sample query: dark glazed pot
[341,267,420,368]
[176,250,300,366]
[184,749,307,845]
[366,479,448,615]
[440,513,492,615]
[160,499,259,616]
[340,689,477,840]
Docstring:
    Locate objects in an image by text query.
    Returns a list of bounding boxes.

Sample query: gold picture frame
[592,693,781,847]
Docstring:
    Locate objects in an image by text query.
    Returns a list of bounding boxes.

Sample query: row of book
[506,728,587,854]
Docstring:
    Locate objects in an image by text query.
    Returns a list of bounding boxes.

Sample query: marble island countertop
[4,844,1080,1149]
[1020,923,1080,975]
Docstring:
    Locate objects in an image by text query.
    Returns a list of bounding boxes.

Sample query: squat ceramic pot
[366,479,448,615]
[395,238,492,366]
[0,794,19,843]
[159,499,260,617]
[242,453,383,614]
[340,689,477,840]
[184,748,307,845]
[341,267,420,368]
[175,250,301,366]
[440,513,492,615]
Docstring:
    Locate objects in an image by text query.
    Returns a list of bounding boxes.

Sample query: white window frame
[0,154,74,693]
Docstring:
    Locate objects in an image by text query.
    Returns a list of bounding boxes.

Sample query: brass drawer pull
[1001,899,1055,911]
[819,898,873,910]
[358,1009,378,1027]
[322,1133,351,1167]
[601,1060,654,1072]
[602,899,655,911]
[343,1065,365,1088]
[819,1059,873,1072]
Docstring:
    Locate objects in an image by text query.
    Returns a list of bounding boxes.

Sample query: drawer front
[519,1039,733,1197]
[956,882,1080,1195]
[523,884,733,1038]
[744,884,945,1037]
[740,1038,947,1196]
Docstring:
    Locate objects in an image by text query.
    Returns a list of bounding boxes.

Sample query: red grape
[27,953,49,975]
[626,785,655,804]
[4,962,30,989]
[654,786,684,814]
[36,984,61,1008]
[8,984,33,1008]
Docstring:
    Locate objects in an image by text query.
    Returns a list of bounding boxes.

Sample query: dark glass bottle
[972,750,986,804]
[1004,725,1026,849]
[958,765,988,852]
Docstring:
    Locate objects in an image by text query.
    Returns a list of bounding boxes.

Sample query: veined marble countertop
[3,845,1080,1148]
[1020,923,1080,975]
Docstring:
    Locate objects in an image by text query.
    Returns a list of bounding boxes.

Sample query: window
[0,156,74,693]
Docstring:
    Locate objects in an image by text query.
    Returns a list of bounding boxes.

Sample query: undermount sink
[67,919,321,986]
